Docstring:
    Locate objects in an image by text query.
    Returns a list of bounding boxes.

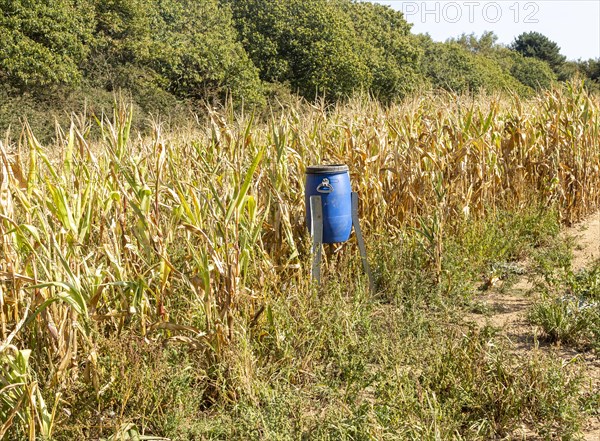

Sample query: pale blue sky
[372,1,600,60]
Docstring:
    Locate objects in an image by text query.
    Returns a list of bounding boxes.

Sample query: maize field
[1,81,599,439]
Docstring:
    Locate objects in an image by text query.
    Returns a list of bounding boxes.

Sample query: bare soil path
[468,213,600,440]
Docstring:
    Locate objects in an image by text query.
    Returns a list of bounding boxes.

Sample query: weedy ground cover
[1,81,599,439]
[529,243,600,352]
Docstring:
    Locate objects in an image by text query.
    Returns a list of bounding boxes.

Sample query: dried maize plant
[301,82,600,230]
[0,141,13,341]
[170,109,267,347]
[0,140,56,439]
[0,345,55,440]
[0,140,23,341]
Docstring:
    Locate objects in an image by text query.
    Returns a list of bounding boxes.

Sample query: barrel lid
[305,164,349,174]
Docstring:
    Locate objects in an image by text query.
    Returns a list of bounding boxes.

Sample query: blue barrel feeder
[305,164,352,244]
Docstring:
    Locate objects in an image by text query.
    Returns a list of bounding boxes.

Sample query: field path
[469,213,600,440]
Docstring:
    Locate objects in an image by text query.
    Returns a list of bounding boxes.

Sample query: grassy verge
[528,235,600,353]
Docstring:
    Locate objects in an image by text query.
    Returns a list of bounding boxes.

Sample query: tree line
[1,0,598,121]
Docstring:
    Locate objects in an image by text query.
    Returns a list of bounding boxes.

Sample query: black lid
[305,164,349,174]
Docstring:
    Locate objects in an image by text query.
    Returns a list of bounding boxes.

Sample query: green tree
[510,55,555,90]
[93,0,155,65]
[345,1,424,101]
[565,58,600,93]
[89,0,263,105]
[511,32,566,73]
[419,38,526,94]
[451,31,499,55]
[149,0,262,103]
[419,40,485,93]
[228,0,374,101]
[578,58,600,83]
[0,0,95,89]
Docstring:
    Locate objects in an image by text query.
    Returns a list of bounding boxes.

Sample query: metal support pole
[309,195,323,284]
[352,192,374,293]
[310,193,372,293]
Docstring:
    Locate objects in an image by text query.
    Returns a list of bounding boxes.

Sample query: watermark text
[400,2,540,24]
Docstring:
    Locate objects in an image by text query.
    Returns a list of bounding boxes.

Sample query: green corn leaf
[225,147,265,224]
[46,185,78,235]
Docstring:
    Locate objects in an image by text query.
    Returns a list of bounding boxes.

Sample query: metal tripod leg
[309,195,323,285]
[352,192,374,293]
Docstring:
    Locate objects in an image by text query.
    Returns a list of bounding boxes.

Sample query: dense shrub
[90,0,263,106]
[512,31,566,73]
[0,0,95,89]
[228,0,373,101]
[420,41,487,93]
[511,55,556,90]
[0,1,595,115]
[343,1,425,101]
